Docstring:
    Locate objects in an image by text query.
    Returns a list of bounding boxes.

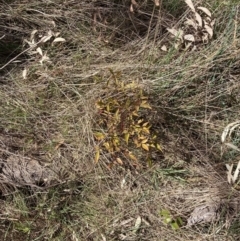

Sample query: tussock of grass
[0,0,240,240]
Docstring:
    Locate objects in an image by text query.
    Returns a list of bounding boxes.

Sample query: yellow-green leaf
[124,133,130,145]
[128,152,138,162]
[134,138,140,147]
[141,138,148,144]
[106,103,110,112]
[115,146,120,152]
[113,137,120,147]
[139,135,146,140]
[135,106,140,112]
[160,209,171,224]
[94,132,105,141]
[120,81,124,89]
[96,100,104,109]
[140,96,148,100]
[125,82,137,89]
[142,143,149,151]
[147,157,153,167]
[170,222,180,230]
[95,147,100,163]
[142,127,150,134]
[114,109,120,119]
[142,122,149,127]
[125,99,131,108]
[113,100,120,106]
[103,142,110,150]
[132,111,139,117]
[140,100,152,109]
[116,158,123,165]
[156,143,162,151]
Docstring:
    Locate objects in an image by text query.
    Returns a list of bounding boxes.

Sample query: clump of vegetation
[94,70,161,168]
[160,209,183,230]
[0,0,240,240]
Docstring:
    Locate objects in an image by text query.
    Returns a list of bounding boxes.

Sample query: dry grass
[0,0,240,240]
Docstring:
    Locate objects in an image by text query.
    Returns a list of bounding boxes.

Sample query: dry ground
[0,0,240,240]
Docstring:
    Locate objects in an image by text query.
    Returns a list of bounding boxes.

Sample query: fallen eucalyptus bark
[187,197,240,227]
[0,155,55,188]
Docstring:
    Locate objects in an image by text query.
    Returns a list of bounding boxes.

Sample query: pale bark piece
[184,34,195,42]
[187,203,220,226]
[185,0,196,12]
[0,155,53,187]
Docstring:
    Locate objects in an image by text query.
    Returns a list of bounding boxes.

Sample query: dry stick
[153,3,162,46]
[0,46,33,70]
[135,7,156,58]
[204,79,209,155]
